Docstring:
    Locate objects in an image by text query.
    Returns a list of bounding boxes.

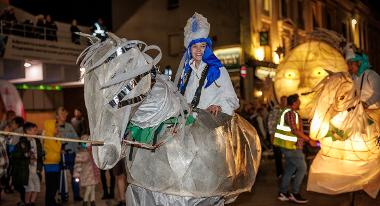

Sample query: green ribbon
[127,115,196,144]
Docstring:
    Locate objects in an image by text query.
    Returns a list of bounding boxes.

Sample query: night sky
[7,0,380,31]
[9,0,112,28]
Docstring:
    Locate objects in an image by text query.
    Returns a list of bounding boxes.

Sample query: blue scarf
[350,53,371,76]
[179,38,223,94]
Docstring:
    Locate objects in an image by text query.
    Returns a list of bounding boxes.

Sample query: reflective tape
[274,133,297,142]
[276,124,291,132]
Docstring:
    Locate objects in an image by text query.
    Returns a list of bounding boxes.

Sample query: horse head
[77,32,161,169]
[309,72,380,160]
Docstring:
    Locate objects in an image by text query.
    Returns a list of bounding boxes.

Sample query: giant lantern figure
[274,34,348,118]
[274,29,380,198]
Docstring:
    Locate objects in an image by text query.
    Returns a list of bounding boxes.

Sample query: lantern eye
[284,71,297,79]
[312,68,328,77]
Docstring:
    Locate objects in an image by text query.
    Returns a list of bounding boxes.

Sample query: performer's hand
[309,140,319,147]
[207,105,221,116]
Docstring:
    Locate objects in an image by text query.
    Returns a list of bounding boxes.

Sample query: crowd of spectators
[0,8,58,41]
[0,7,112,46]
[0,108,127,206]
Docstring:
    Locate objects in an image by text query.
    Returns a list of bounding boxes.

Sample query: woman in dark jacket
[12,137,30,204]
[35,138,44,181]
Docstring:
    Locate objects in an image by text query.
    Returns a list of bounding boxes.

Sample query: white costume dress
[352,69,380,109]
[183,60,239,115]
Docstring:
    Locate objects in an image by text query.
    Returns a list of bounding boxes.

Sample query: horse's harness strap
[179,65,209,109]
[109,68,157,108]
[86,40,148,73]
[359,72,366,96]
[191,65,209,109]
[108,70,150,108]
[179,69,192,95]
[118,94,147,108]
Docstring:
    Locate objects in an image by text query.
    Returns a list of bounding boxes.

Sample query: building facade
[0,5,90,127]
[113,0,243,96]
[241,0,380,102]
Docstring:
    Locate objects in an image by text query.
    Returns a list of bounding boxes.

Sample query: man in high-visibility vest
[274,94,318,204]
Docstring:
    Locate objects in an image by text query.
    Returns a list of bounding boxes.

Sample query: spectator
[274,94,318,204]
[0,132,9,201]
[267,96,287,179]
[11,137,30,206]
[43,119,61,206]
[73,135,99,206]
[0,8,17,35]
[240,103,254,121]
[90,18,108,41]
[23,122,42,206]
[0,34,6,57]
[70,19,81,44]
[0,110,16,130]
[5,8,17,22]
[100,169,115,199]
[113,159,126,206]
[7,116,25,148]
[71,108,87,137]
[23,19,34,38]
[56,107,82,201]
[252,108,270,150]
[45,15,57,41]
[35,15,45,39]
[2,116,24,195]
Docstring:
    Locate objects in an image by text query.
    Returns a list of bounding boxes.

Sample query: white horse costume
[77,33,261,205]
[307,72,380,198]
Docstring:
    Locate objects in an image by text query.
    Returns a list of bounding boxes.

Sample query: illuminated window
[263,0,271,16]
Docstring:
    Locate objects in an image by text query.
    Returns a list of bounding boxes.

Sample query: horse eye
[339,96,345,100]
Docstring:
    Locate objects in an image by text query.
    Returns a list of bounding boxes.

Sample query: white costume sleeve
[364,70,380,107]
[214,67,239,115]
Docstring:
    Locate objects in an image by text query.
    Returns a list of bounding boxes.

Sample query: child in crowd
[23,122,42,206]
[11,136,30,205]
[74,135,99,206]
[0,132,9,201]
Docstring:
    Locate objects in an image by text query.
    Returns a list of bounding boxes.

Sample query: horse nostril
[102,144,119,166]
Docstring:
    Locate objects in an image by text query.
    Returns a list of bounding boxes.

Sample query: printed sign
[4,35,85,65]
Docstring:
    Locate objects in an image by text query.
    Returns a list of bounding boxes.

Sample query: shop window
[262,0,271,16]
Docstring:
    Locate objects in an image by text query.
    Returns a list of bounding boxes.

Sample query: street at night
[1,0,380,206]
[1,157,380,205]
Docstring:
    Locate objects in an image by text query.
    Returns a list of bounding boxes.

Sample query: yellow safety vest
[273,108,299,150]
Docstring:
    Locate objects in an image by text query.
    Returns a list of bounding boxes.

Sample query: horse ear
[75,32,100,44]
[324,69,335,76]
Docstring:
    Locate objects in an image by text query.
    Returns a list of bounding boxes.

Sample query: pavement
[1,155,379,206]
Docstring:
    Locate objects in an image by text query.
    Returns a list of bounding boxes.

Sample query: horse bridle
[82,40,158,109]
[108,66,157,109]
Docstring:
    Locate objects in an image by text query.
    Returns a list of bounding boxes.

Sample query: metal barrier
[0,20,87,45]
